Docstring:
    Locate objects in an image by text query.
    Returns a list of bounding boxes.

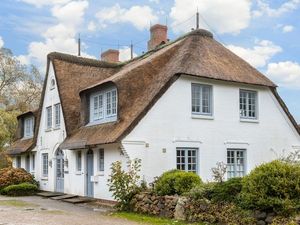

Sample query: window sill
[41,177,48,181]
[240,118,259,123]
[45,128,52,132]
[96,171,105,176]
[53,127,60,130]
[191,114,214,120]
[22,136,34,140]
[75,171,82,175]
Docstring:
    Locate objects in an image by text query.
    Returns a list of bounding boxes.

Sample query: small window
[54,103,61,128]
[227,149,246,179]
[42,153,48,177]
[76,151,82,171]
[46,106,52,129]
[16,156,21,168]
[32,153,35,171]
[99,149,104,171]
[176,148,198,173]
[24,117,34,138]
[25,154,30,172]
[240,90,257,119]
[192,84,212,115]
[50,78,55,90]
[89,87,117,124]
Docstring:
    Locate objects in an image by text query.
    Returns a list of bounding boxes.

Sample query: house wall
[11,150,36,175]
[35,61,67,191]
[123,75,300,182]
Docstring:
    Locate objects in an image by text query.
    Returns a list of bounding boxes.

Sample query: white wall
[36,62,67,191]
[123,75,300,182]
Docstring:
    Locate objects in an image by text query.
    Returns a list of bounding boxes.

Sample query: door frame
[85,149,94,197]
[55,148,64,193]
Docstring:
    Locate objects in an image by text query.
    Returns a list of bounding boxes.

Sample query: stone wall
[130,192,178,218]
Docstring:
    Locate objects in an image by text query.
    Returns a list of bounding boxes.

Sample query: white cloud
[170,0,252,34]
[149,0,160,3]
[20,0,90,69]
[87,21,96,32]
[20,0,71,7]
[95,4,158,30]
[266,61,300,89]
[0,36,4,48]
[253,0,300,17]
[282,25,294,33]
[119,47,137,62]
[227,40,282,68]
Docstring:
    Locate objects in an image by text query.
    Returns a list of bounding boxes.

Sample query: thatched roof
[6,110,38,155]
[59,29,294,150]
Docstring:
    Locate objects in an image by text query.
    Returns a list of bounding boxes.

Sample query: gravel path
[0,195,139,225]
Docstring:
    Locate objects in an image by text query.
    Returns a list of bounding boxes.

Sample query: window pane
[42,153,48,176]
[77,151,81,171]
[240,90,257,119]
[46,107,52,128]
[54,104,61,127]
[192,84,212,115]
[99,149,104,171]
[227,149,245,178]
[106,92,112,116]
[176,148,198,173]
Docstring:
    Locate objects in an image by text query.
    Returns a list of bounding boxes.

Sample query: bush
[211,177,243,203]
[240,160,300,215]
[0,183,38,196]
[0,167,36,189]
[108,159,144,211]
[185,182,216,200]
[154,170,202,196]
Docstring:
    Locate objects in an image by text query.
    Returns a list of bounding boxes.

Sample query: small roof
[59,29,283,149]
[6,109,38,155]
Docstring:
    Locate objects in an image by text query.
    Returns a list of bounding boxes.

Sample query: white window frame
[24,117,34,138]
[176,148,198,173]
[16,156,21,168]
[76,151,82,172]
[89,87,117,124]
[54,103,61,128]
[227,149,246,179]
[191,83,213,116]
[99,149,104,172]
[46,106,52,129]
[239,89,258,120]
[42,153,48,177]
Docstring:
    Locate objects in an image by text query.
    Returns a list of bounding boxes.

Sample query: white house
[8,25,300,201]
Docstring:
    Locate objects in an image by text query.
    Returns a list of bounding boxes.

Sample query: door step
[36,191,64,198]
[50,194,78,200]
[62,197,96,204]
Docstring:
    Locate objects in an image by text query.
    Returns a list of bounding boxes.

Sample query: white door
[56,149,64,193]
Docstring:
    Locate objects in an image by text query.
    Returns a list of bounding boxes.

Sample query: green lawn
[113,212,206,225]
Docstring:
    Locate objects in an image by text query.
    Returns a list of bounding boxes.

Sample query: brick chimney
[101,49,119,63]
[147,24,168,51]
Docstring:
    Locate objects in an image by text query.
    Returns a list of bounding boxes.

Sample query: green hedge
[0,167,36,189]
[0,183,38,196]
[154,170,202,196]
[240,160,300,215]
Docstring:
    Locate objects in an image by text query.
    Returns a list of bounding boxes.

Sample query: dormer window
[24,117,34,138]
[89,88,117,124]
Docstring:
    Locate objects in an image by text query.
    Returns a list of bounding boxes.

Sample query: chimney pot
[148,24,168,51]
[101,49,119,63]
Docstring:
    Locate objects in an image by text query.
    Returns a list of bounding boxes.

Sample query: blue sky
[0,0,299,122]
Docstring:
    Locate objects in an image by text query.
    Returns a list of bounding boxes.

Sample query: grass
[113,212,205,225]
[0,199,37,208]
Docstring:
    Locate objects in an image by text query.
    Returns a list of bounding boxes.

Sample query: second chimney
[147,24,168,51]
[101,49,119,63]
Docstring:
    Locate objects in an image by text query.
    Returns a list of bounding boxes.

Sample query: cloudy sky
[0,0,299,122]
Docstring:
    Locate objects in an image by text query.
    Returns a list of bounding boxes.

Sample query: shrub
[211,177,243,203]
[108,159,143,211]
[0,167,36,189]
[240,160,300,215]
[0,183,38,196]
[185,182,216,200]
[154,170,202,196]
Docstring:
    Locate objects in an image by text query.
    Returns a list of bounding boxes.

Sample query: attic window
[50,78,55,90]
[24,117,34,138]
[89,87,117,124]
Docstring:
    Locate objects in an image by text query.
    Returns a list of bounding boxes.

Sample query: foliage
[108,159,143,210]
[0,151,12,169]
[211,162,227,183]
[0,182,38,196]
[0,109,19,152]
[210,177,243,203]
[0,167,36,189]
[240,160,300,215]
[184,200,255,225]
[153,170,202,196]
[113,212,199,225]
[185,182,216,201]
